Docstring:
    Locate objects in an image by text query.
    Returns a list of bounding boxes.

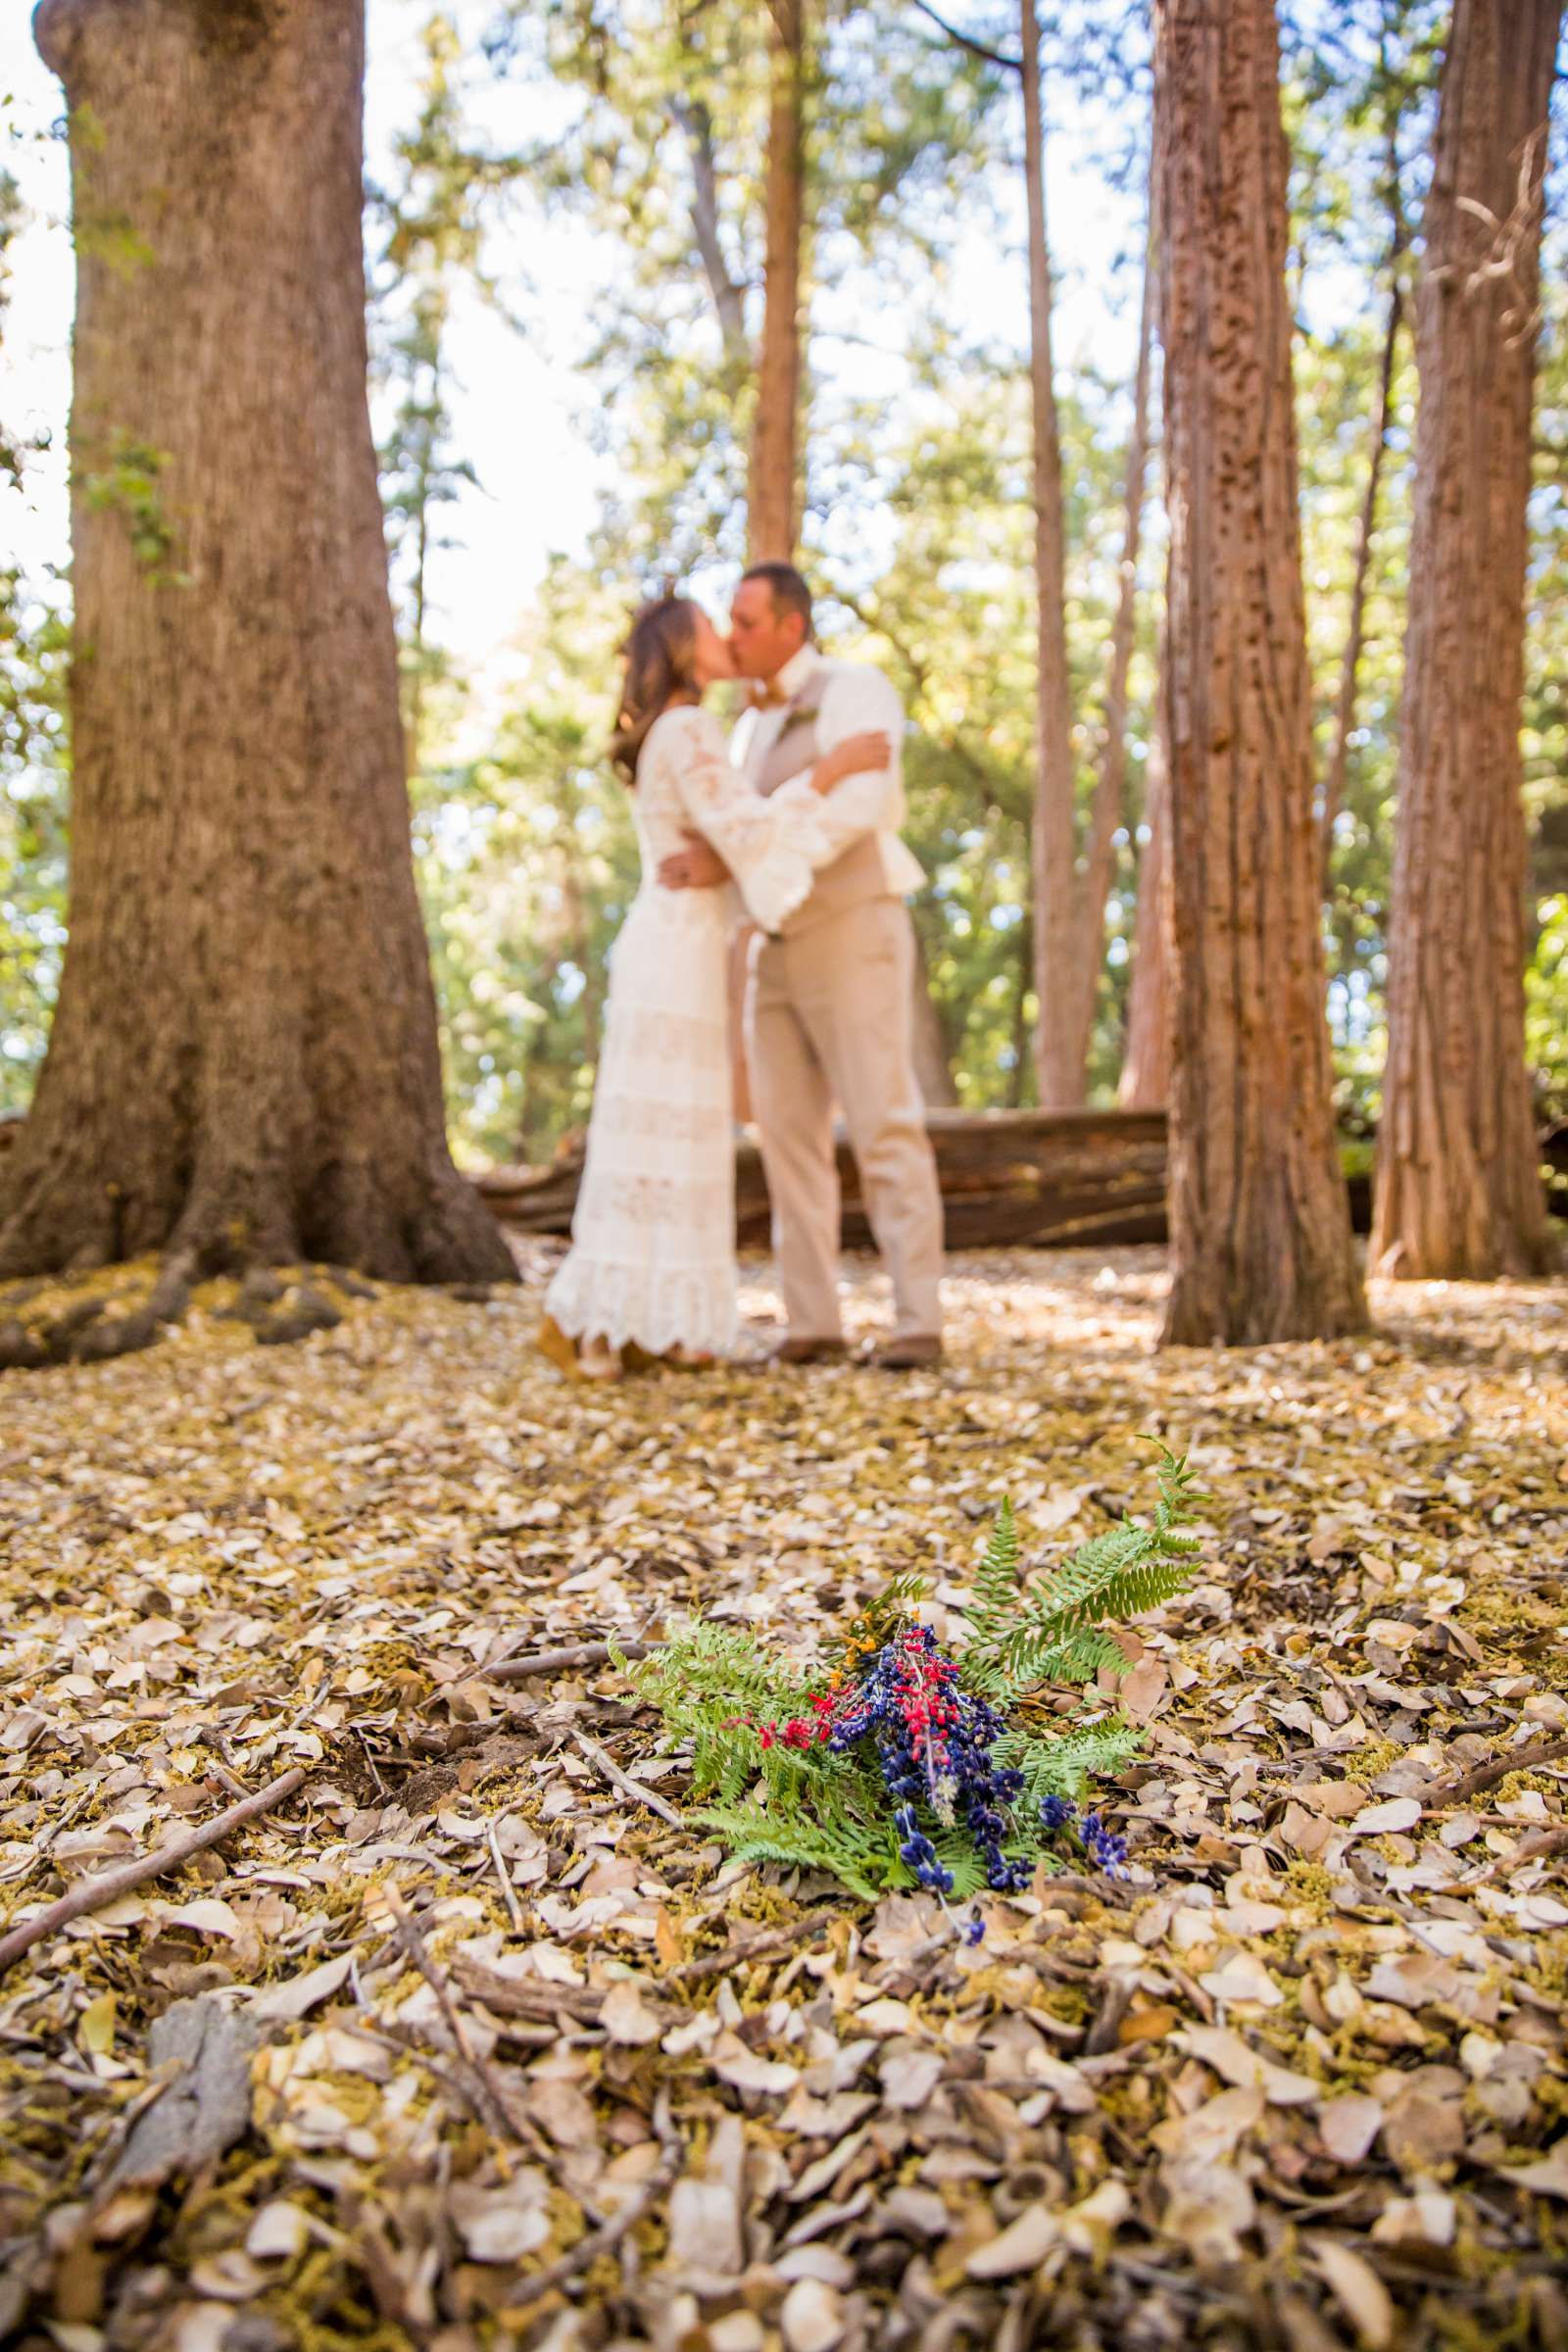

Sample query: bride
[539,594,889,1380]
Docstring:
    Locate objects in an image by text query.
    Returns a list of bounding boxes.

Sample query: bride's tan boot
[536,1315,581,1379]
[577,1334,623,1382]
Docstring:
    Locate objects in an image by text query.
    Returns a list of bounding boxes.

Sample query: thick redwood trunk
[1020,0,1080,1111]
[1370,0,1558,1279]
[748,0,807,563]
[5,0,514,1302]
[1154,0,1365,1346]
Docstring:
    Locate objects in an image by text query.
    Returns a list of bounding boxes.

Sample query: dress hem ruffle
[544,1255,739,1361]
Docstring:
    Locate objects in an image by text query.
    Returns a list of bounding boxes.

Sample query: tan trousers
[747,897,944,1343]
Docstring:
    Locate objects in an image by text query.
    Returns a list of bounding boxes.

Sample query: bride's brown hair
[610,595,701,781]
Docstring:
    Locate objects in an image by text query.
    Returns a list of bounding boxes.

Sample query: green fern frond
[993,1721,1144,1807]
[967,1499,1019,1645]
[959,1446,1201,1703]
[997,1625,1130,1690]
[695,1803,893,1901]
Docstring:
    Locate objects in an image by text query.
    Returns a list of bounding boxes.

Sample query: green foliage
[960,1446,1202,1699]
[79,435,187,585]
[963,1495,1019,1654]
[992,1721,1146,1809]
[0,571,69,1115]
[1527,898,1568,1122]
[630,1448,1201,1902]
[626,1620,808,1802]
[6,8,1567,1153]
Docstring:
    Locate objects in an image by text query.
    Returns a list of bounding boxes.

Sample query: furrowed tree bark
[1154,0,1366,1346]
[1020,0,1080,1111]
[1065,209,1156,1089]
[1370,0,1559,1280]
[2,0,514,1315]
[748,0,807,562]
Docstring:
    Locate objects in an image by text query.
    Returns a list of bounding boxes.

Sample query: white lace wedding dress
[544,704,833,1360]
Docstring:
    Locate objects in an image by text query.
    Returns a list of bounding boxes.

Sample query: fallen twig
[1424,1736,1568,1811]
[382,1889,555,2161]
[452,1956,607,2026]
[662,1906,843,1986]
[570,1729,682,1827]
[485,1640,650,1683]
[0,1767,309,1976]
[486,1815,525,1934]
[1455,1823,1568,1888]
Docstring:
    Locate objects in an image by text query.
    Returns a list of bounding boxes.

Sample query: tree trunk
[5,0,514,1309]
[1065,209,1156,1087]
[748,0,807,563]
[1020,0,1080,1111]
[1319,266,1401,887]
[1118,709,1171,1111]
[1154,0,1366,1346]
[1370,0,1558,1279]
[672,94,750,369]
[909,920,957,1108]
[1321,79,1407,890]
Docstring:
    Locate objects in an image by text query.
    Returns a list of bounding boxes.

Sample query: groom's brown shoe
[871,1334,944,1371]
[769,1336,849,1367]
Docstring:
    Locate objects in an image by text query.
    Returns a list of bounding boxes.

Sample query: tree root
[0,1254,392,1369]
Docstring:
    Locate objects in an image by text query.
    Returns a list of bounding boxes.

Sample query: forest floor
[2,1245,1568,2352]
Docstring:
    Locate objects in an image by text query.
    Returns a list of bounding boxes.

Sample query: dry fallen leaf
[2,1250,1565,2352]
[1311,2236,1396,2350]
[1317,2094,1385,2167]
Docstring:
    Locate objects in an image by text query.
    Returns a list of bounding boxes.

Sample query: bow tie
[753,680,792,710]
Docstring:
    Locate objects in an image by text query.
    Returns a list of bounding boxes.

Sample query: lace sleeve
[671,709,835,932]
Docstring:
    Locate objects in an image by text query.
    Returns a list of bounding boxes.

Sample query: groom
[660,563,945,1370]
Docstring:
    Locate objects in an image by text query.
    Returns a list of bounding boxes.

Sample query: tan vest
[755,676,894,938]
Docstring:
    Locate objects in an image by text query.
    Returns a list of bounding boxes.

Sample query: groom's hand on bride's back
[659,833,729,891]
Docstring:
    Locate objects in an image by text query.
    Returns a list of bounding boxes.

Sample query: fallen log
[477,1107,1567,1251]
[480,1106,1171,1251]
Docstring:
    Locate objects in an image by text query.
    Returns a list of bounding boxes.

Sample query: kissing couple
[539,563,945,1381]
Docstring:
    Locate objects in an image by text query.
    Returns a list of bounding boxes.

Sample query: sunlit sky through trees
[8,0,1161,683]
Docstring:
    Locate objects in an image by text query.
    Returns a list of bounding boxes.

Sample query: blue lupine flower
[817,1624,1128,1901]
[1081,1811,1130,1878]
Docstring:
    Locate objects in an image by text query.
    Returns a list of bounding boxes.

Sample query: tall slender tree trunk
[3,0,514,1322]
[1321,92,1407,888]
[1370,0,1559,1279]
[909,922,957,1107]
[1065,213,1156,1087]
[1118,707,1172,1111]
[1154,0,1366,1347]
[1319,270,1401,885]
[1020,0,1080,1111]
[748,0,807,562]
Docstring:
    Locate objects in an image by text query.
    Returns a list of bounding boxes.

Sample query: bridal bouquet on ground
[626,1447,1200,1914]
